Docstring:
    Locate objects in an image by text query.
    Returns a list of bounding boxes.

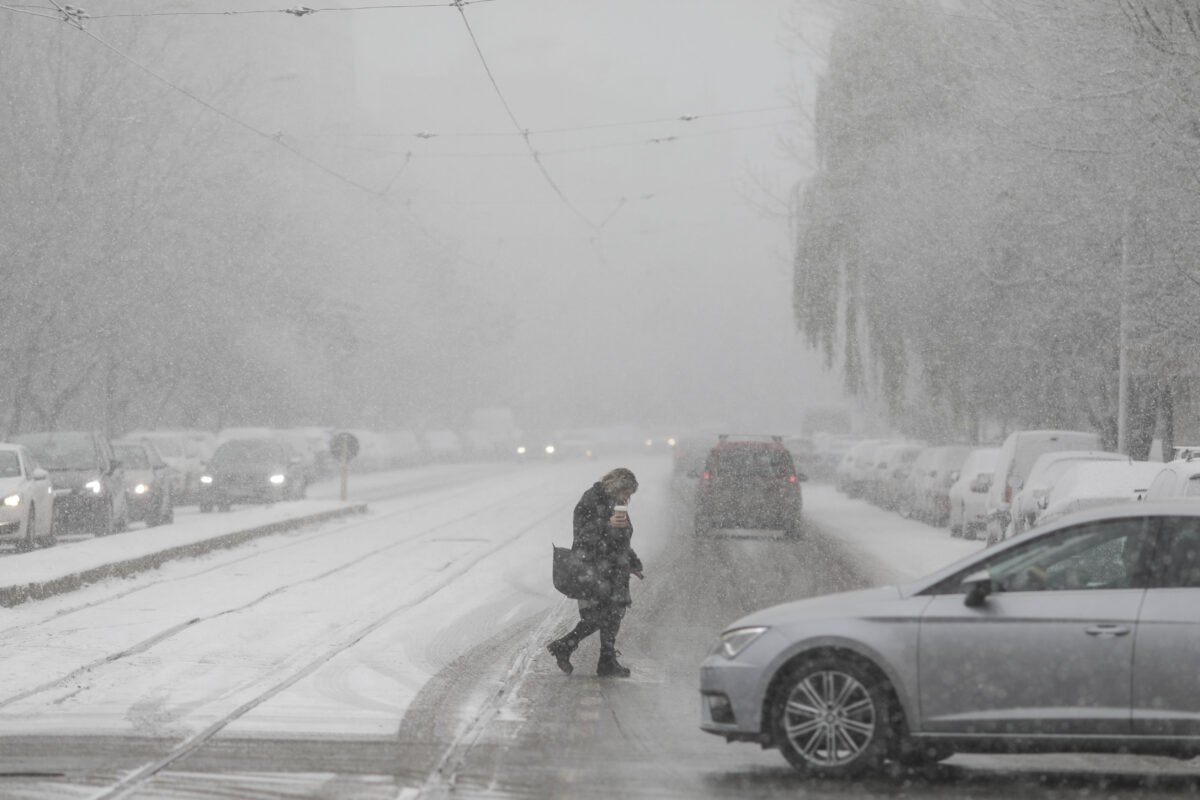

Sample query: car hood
[721,585,903,631]
[0,476,24,494]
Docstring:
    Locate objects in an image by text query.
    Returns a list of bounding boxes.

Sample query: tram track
[0,468,570,711]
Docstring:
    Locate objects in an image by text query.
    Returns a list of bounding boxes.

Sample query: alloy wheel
[782,669,877,767]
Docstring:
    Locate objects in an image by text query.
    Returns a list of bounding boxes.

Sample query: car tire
[15,508,35,552]
[770,654,894,778]
[95,502,115,537]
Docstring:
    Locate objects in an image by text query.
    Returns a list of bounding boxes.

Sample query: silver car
[700,502,1200,777]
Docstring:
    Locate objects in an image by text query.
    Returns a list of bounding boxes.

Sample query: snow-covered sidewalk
[0,500,365,606]
[801,484,986,586]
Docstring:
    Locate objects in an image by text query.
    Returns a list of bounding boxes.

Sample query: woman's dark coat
[571,481,642,606]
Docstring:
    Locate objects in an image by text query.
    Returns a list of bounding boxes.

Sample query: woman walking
[547,467,643,677]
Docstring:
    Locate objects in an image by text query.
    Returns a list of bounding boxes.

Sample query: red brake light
[789,475,797,483]
[703,472,710,480]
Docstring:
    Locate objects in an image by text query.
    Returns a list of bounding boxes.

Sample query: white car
[1011,450,1129,536]
[1037,460,1164,528]
[1145,459,1200,500]
[947,447,1000,540]
[0,443,56,551]
[985,429,1104,545]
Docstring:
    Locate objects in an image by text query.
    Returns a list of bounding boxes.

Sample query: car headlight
[85,479,103,494]
[544,445,555,455]
[200,475,213,484]
[269,474,286,485]
[712,626,768,660]
[3,494,20,508]
[134,484,149,494]
[516,446,527,455]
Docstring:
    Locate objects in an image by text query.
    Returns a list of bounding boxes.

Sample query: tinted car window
[14,433,98,470]
[928,516,1153,594]
[709,448,793,478]
[1156,516,1200,588]
[0,451,20,478]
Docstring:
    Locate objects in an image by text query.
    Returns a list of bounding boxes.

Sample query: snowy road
[0,458,1197,799]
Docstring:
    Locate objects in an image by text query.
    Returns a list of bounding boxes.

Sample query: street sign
[331,432,360,462]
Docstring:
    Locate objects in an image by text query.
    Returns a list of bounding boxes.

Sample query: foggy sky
[346,0,841,433]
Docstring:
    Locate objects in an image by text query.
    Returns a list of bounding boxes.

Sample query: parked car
[947,447,1000,539]
[1036,460,1163,528]
[984,429,1104,544]
[693,435,805,539]
[838,439,890,498]
[111,440,175,527]
[1010,450,1129,536]
[11,431,128,536]
[905,445,971,524]
[0,443,56,551]
[1144,458,1200,501]
[700,502,1200,777]
[198,437,307,511]
[867,442,924,511]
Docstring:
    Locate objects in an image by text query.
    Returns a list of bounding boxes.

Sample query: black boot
[596,650,630,678]
[547,637,576,674]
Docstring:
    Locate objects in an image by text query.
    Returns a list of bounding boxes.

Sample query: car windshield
[709,448,793,478]
[213,440,284,463]
[0,451,20,478]
[12,433,97,470]
[114,445,151,469]
[147,437,183,457]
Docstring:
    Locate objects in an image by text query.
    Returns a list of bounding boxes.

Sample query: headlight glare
[200,475,213,484]
[134,484,149,494]
[269,474,286,485]
[85,480,103,494]
[3,494,20,508]
[715,626,768,659]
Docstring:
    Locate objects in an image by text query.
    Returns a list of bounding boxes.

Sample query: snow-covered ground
[800,484,987,585]
[0,461,981,743]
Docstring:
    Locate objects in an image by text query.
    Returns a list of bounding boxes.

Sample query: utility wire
[332,104,797,140]
[70,0,497,19]
[452,0,597,230]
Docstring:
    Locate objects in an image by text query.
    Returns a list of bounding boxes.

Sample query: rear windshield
[709,448,794,478]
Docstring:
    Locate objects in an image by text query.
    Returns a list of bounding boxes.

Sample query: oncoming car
[700,502,1200,777]
[198,437,306,512]
[0,443,55,551]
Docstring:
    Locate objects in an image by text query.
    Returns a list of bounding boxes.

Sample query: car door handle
[1084,624,1131,638]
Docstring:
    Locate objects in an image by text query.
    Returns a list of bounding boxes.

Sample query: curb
[0,504,369,608]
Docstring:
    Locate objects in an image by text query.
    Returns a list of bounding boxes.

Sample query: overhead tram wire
[452,0,598,231]
[74,0,498,19]
[9,2,403,197]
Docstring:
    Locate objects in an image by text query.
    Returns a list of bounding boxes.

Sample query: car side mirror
[32,467,48,481]
[962,569,993,607]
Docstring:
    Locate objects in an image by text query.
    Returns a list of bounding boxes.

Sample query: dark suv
[693,435,806,539]
[11,431,128,536]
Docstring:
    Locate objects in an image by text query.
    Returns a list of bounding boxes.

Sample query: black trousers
[561,599,627,658]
